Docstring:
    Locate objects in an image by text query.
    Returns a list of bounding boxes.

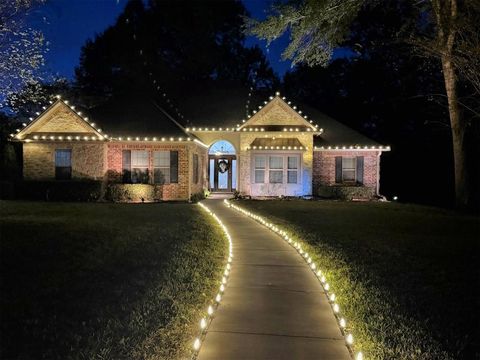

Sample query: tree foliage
[75,0,279,100]
[249,0,479,210]
[0,0,47,109]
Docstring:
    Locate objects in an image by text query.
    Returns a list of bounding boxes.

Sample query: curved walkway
[198,200,350,360]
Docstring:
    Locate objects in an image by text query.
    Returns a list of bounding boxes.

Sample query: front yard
[0,201,227,359]
[239,200,479,360]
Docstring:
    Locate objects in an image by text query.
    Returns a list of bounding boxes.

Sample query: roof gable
[15,100,104,140]
[239,96,317,130]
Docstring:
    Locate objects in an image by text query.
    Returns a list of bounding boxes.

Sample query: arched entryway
[208,140,237,192]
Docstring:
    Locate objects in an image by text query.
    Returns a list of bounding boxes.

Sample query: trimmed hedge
[315,185,376,200]
[105,184,158,202]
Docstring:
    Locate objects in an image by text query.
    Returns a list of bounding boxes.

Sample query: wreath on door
[218,159,229,173]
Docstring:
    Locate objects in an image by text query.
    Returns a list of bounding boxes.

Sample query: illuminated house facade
[12,90,390,201]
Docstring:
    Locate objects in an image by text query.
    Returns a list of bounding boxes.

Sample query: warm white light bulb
[346,334,354,345]
[200,318,207,329]
[333,303,340,313]
[356,351,363,360]
[208,305,213,315]
[215,294,221,302]
[339,318,346,328]
[330,294,336,302]
[193,338,201,350]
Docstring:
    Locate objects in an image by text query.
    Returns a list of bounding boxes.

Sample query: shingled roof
[176,83,382,147]
[297,104,382,147]
[88,93,188,138]
[177,81,263,128]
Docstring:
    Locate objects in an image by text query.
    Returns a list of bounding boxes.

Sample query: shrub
[190,191,206,203]
[16,181,103,201]
[105,184,157,202]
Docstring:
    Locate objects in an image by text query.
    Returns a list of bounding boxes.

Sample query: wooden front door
[209,155,236,192]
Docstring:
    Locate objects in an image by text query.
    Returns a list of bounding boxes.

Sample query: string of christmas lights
[224,199,364,360]
[192,202,234,357]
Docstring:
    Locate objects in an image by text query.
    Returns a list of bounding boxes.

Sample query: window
[131,150,149,184]
[193,153,199,184]
[254,156,265,183]
[287,156,298,184]
[342,157,356,182]
[153,151,170,184]
[269,156,283,184]
[55,149,71,180]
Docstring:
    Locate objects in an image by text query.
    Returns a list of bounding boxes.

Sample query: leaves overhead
[0,0,47,108]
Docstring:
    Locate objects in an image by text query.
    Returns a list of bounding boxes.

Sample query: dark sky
[32,0,293,81]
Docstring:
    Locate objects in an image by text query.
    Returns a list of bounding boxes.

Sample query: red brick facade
[106,142,206,201]
[313,150,381,198]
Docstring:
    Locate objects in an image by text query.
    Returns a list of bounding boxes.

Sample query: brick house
[12,90,389,201]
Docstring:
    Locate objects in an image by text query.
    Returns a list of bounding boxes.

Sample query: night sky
[32,0,293,81]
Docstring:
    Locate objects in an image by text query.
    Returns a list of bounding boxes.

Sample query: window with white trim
[287,156,298,184]
[269,156,283,184]
[254,156,265,183]
[342,157,356,182]
[131,150,149,184]
[153,151,170,184]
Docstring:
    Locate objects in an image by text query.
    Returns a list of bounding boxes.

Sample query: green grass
[0,201,227,360]
[238,200,479,360]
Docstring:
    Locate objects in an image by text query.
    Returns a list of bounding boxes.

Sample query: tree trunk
[441,57,470,209]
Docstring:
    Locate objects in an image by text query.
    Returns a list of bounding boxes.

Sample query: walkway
[198,200,350,360]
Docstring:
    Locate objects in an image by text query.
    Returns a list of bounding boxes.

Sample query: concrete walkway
[198,200,350,360]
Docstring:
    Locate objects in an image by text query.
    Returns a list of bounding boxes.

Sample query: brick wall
[23,142,105,180]
[106,142,190,201]
[313,150,381,197]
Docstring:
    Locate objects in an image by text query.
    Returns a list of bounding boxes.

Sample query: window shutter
[122,150,131,183]
[170,150,178,183]
[356,156,364,184]
[335,156,342,183]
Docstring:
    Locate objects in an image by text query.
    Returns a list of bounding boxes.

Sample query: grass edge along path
[235,200,470,360]
[191,202,234,358]
[224,199,362,360]
[0,201,230,360]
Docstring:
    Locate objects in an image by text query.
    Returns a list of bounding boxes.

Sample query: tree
[0,0,47,109]
[75,0,278,101]
[248,0,479,210]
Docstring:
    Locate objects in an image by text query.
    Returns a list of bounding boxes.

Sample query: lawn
[238,200,479,360]
[0,201,227,360]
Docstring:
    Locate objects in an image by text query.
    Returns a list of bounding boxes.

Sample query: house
[11,89,390,201]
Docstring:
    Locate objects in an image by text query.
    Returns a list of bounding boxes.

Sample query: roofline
[13,96,106,141]
[314,145,391,152]
[237,93,319,131]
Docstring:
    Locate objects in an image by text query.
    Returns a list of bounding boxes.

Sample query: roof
[178,81,263,128]
[88,93,188,138]
[249,137,306,150]
[298,104,382,147]
[178,83,382,147]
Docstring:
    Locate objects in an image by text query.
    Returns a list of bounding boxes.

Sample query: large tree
[75,0,278,102]
[0,0,47,110]
[248,0,479,210]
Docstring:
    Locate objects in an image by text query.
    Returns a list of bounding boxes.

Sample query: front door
[209,155,236,192]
